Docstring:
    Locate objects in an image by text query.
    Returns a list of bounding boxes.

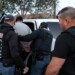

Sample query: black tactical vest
[0,24,14,66]
[0,27,11,61]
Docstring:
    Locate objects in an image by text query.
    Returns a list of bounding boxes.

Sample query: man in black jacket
[0,15,28,75]
[19,22,53,75]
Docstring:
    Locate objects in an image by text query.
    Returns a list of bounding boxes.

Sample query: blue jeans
[31,55,51,75]
[0,63,15,75]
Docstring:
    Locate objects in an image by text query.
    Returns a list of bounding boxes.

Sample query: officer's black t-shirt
[53,31,75,75]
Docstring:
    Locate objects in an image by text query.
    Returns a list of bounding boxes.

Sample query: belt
[39,51,52,56]
[36,51,51,60]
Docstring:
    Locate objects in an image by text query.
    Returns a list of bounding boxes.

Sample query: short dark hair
[57,7,75,19]
[39,22,48,29]
[16,16,23,21]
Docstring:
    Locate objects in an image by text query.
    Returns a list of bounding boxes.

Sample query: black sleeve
[7,31,25,69]
[18,29,40,41]
[53,34,69,59]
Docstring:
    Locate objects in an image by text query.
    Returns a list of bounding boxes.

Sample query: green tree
[0,0,58,18]
[34,0,58,18]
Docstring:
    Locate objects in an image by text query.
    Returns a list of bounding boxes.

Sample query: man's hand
[23,66,29,74]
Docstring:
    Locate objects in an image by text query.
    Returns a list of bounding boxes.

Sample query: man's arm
[7,31,25,68]
[8,31,29,74]
[19,29,40,41]
[45,57,65,75]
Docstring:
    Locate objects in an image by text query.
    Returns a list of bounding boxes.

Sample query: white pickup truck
[23,19,62,38]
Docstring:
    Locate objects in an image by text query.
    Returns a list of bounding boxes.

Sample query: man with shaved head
[45,6,75,75]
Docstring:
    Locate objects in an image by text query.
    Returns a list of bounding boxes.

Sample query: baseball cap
[4,15,14,21]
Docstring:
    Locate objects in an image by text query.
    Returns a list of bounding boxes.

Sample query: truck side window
[47,22,62,38]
